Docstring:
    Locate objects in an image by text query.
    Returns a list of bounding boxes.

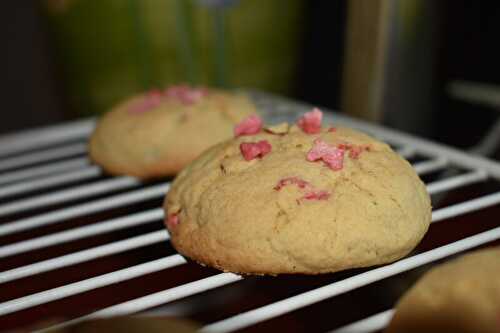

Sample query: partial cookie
[164,109,431,275]
[89,85,257,179]
[385,246,500,333]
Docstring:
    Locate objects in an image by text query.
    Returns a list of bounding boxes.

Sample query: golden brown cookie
[89,85,257,179]
[385,246,500,333]
[164,109,431,275]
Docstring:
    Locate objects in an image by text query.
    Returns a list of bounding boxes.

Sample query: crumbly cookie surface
[385,246,500,333]
[89,86,257,179]
[164,111,431,275]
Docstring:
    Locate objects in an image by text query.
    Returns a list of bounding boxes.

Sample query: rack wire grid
[1,91,500,333]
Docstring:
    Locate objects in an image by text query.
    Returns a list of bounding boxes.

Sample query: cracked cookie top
[164,109,431,275]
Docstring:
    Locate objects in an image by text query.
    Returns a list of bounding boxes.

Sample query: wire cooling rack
[0,91,499,332]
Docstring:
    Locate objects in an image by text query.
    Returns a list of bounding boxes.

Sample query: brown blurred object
[342,0,390,123]
[342,0,439,137]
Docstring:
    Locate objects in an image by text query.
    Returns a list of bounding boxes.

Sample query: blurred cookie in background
[89,85,258,179]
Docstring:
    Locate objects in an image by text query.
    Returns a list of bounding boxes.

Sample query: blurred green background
[42,0,304,115]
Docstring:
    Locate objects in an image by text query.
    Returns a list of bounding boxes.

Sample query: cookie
[164,109,431,275]
[89,85,258,179]
[385,246,500,333]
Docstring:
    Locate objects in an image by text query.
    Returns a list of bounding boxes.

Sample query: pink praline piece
[297,108,323,134]
[239,140,272,161]
[302,190,330,201]
[307,139,345,171]
[164,85,208,105]
[128,89,163,114]
[274,177,311,191]
[234,115,263,137]
[166,213,179,228]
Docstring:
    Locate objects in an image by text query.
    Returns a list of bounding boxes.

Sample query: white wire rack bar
[0,143,88,172]
[0,230,168,284]
[0,118,94,158]
[331,309,394,333]
[93,273,242,319]
[395,146,415,159]
[448,80,500,108]
[0,176,140,217]
[0,255,185,316]
[1,92,500,333]
[0,208,163,258]
[40,273,243,333]
[0,157,90,186]
[0,183,169,237]
[0,166,101,200]
[431,190,500,222]
[411,158,448,175]
[425,169,487,194]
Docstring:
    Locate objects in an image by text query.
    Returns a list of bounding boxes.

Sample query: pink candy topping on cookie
[274,176,331,201]
[338,143,371,159]
[298,108,323,134]
[302,190,330,201]
[129,85,207,114]
[129,90,164,114]
[240,140,272,161]
[234,115,263,137]
[307,139,345,170]
[274,177,310,190]
[164,85,208,105]
[166,213,179,228]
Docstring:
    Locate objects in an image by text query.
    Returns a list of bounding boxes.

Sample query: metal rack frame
[0,92,499,332]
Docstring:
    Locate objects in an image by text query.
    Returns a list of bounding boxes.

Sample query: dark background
[2,1,500,152]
